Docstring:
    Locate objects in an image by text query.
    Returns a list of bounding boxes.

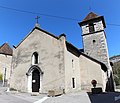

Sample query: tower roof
[82,12,99,22]
[79,12,106,28]
[0,43,13,56]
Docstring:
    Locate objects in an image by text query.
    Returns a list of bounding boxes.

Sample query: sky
[0,0,119,57]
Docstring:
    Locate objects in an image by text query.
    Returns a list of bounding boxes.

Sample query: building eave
[0,52,12,56]
[66,41,107,72]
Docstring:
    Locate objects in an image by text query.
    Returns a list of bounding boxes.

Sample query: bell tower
[79,12,114,91]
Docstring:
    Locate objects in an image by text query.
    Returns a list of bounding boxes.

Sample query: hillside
[110,55,120,85]
[110,55,120,63]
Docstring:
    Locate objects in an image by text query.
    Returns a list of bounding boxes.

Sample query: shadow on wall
[87,92,120,103]
[0,81,2,87]
[105,71,115,92]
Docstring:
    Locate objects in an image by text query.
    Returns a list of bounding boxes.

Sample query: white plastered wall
[0,54,12,85]
[79,54,106,92]
[64,48,81,93]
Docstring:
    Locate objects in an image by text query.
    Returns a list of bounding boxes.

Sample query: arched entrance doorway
[26,65,43,93]
[32,69,40,92]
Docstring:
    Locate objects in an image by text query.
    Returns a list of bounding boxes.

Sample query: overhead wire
[0,5,80,21]
[0,5,119,27]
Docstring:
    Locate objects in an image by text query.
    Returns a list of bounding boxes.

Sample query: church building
[0,43,12,86]
[9,12,114,94]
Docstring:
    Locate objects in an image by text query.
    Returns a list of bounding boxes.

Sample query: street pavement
[0,86,120,103]
[0,87,46,103]
[0,87,91,103]
[43,91,91,103]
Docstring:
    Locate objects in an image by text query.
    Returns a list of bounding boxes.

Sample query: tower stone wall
[79,12,111,71]
[82,30,111,70]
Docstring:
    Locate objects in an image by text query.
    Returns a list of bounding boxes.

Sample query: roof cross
[35,16,40,23]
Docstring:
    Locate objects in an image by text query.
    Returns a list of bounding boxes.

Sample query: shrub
[113,61,120,85]
[0,73,3,81]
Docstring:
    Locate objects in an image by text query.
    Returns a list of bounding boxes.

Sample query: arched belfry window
[89,23,95,33]
[32,52,39,65]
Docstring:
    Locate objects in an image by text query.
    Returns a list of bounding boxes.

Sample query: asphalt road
[0,87,91,103]
[0,85,120,103]
[0,93,31,103]
[0,87,46,103]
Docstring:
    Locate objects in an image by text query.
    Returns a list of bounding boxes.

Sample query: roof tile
[83,12,99,22]
[0,43,13,56]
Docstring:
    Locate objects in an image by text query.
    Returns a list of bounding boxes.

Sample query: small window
[89,23,95,33]
[32,52,39,65]
[93,40,96,43]
[72,59,74,68]
[72,78,75,88]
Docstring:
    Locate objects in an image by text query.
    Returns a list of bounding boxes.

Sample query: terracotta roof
[0,43,13,56]
[79,12,106,28]
[82,12,99,22]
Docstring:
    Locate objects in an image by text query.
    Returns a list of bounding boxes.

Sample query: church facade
[9,12,114,94]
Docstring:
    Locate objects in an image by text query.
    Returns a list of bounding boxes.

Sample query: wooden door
[32,69,40,92]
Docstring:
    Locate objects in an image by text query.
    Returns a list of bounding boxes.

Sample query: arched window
[89,23,95,33]
[32,52,39,65]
